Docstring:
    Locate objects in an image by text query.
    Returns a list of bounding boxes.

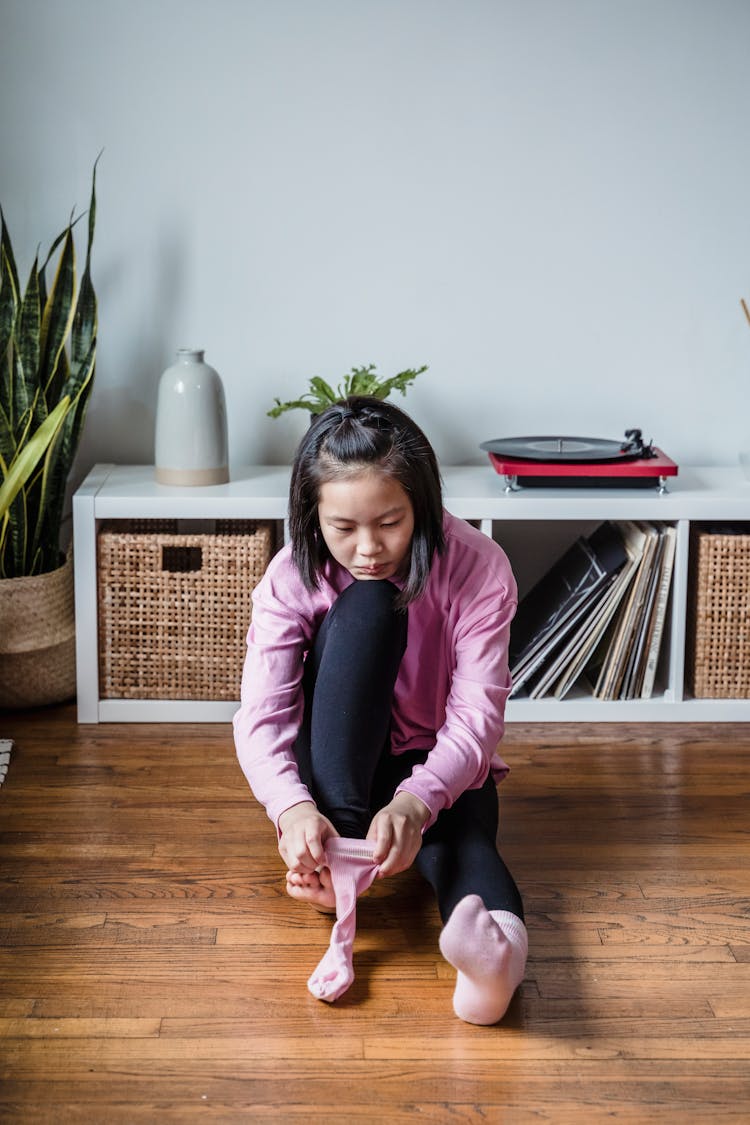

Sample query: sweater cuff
[267,785,315,837]
[393,780,441,832]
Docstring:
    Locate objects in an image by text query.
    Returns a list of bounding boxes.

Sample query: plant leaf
[343,365,378,397]
[39,227,76,408]
[0,402,14,465]
[0,395,70,520]
[0,235,20,425]
[35,335,96,564]
[27,394,75,571]
[39,212,83,276]
[308,376,338,404]
[369,365,428,400]
[64,333,96,449]
[71,156,98,374]
[0,208,21,299]
[267,395,317,418]
[14,258,42,422]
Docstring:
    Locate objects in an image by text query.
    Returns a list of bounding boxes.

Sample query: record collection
[509,520,676,701]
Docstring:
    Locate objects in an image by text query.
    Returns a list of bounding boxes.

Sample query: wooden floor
[0,708,749,1123]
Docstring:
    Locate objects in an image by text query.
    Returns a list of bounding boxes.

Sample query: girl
[233,396,527,1024]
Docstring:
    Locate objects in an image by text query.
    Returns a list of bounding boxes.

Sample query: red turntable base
[487,448,679,492]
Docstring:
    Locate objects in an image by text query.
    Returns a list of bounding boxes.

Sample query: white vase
[155,349,229,486]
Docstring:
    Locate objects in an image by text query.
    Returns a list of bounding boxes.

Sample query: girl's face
[317,469,415,582]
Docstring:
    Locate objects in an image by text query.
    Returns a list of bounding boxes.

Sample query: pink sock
[439,894,528,1025]
[307,838,380,1003]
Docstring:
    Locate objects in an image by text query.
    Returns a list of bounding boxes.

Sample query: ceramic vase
[155,349,229,486]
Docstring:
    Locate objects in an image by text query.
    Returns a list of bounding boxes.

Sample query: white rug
[0,740,12,786]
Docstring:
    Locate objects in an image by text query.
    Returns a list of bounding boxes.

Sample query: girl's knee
[328,579,406,643]
[336,578,400,617]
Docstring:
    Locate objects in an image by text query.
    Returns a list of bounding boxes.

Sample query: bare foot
[286,866,336,913]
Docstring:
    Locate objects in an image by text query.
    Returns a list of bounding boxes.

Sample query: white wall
[2,0,749,487]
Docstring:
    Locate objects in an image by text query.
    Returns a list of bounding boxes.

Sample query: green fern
[268,363,427,418]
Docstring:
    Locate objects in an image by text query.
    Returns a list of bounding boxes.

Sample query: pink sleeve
[395,574,517,830]
[232,555,316,830]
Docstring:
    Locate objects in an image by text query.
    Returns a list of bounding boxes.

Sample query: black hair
[289,396,445,605]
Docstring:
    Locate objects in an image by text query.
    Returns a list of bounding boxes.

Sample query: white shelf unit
[73,463,750,723]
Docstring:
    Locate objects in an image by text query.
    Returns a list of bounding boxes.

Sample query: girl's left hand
[367,791,430,877]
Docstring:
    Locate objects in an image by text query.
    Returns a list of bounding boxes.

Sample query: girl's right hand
[277,801,339,873]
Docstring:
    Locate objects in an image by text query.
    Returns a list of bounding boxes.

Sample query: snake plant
[0,159,99,578]
[267,363,427,418]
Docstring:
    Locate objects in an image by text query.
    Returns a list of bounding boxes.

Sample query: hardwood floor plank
[710,996,750,1018]
[0,1017,161,1038]
[1,1062,748,1122]
[4,1030,750,1062]
[0,1035,366,1065]
[0,1098,747,1125]
[0,1102,740,1125]
[0,1000,36,1018]
[30,992,712,1021]
[3,1057,749,1083]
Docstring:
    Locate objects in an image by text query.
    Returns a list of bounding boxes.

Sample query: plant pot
[0,550,76,708]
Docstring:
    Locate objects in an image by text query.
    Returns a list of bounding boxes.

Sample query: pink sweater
[233,510,517,831]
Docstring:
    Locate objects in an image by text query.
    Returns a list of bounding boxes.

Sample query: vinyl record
[479,435,645,463]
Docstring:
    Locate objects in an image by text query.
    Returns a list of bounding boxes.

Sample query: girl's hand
[367,791,430,877]
[277,801,339,873]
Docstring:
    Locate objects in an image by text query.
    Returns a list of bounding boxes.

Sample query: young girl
[233,396,527,1025]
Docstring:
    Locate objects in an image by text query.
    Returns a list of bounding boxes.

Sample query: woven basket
[0,550,77,708]
[98,520,274,700]
[688,530,750,699]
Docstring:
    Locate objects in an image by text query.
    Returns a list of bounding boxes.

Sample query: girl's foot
[286,865,336,912]
[439,895,528,1025]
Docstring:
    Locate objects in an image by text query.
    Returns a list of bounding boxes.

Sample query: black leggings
[293,579,524,923]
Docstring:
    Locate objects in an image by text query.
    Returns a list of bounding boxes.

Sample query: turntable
[480,429,679,492]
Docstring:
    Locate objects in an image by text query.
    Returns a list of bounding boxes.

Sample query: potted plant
[267,362,427,418]
[0,160,99,707]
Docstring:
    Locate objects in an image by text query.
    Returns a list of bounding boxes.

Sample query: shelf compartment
[97,519,274,701]
[687,524,750,700]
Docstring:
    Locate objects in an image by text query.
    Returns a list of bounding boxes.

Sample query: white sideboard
[73,463,750,723]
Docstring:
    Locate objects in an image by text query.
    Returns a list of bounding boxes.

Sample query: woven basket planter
[97,520,274,700]
[0,551,77,708]
[688,530,750,699]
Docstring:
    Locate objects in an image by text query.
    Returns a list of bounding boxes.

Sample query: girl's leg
[292,584,405,999]
[375,753,527,1025]
[415,776,524,923]
[373,750,523,923]
[293,579,407,838]
[415,779,527,1025]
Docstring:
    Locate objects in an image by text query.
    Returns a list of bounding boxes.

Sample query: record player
[480,429,678,492]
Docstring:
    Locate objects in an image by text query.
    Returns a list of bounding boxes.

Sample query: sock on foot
[438,894,528,1025]
[307,838,380,1003]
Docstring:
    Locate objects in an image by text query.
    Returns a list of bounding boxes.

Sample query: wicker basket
[0,549,76,708]
[98,520,274,700]
[688,529,750,699]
